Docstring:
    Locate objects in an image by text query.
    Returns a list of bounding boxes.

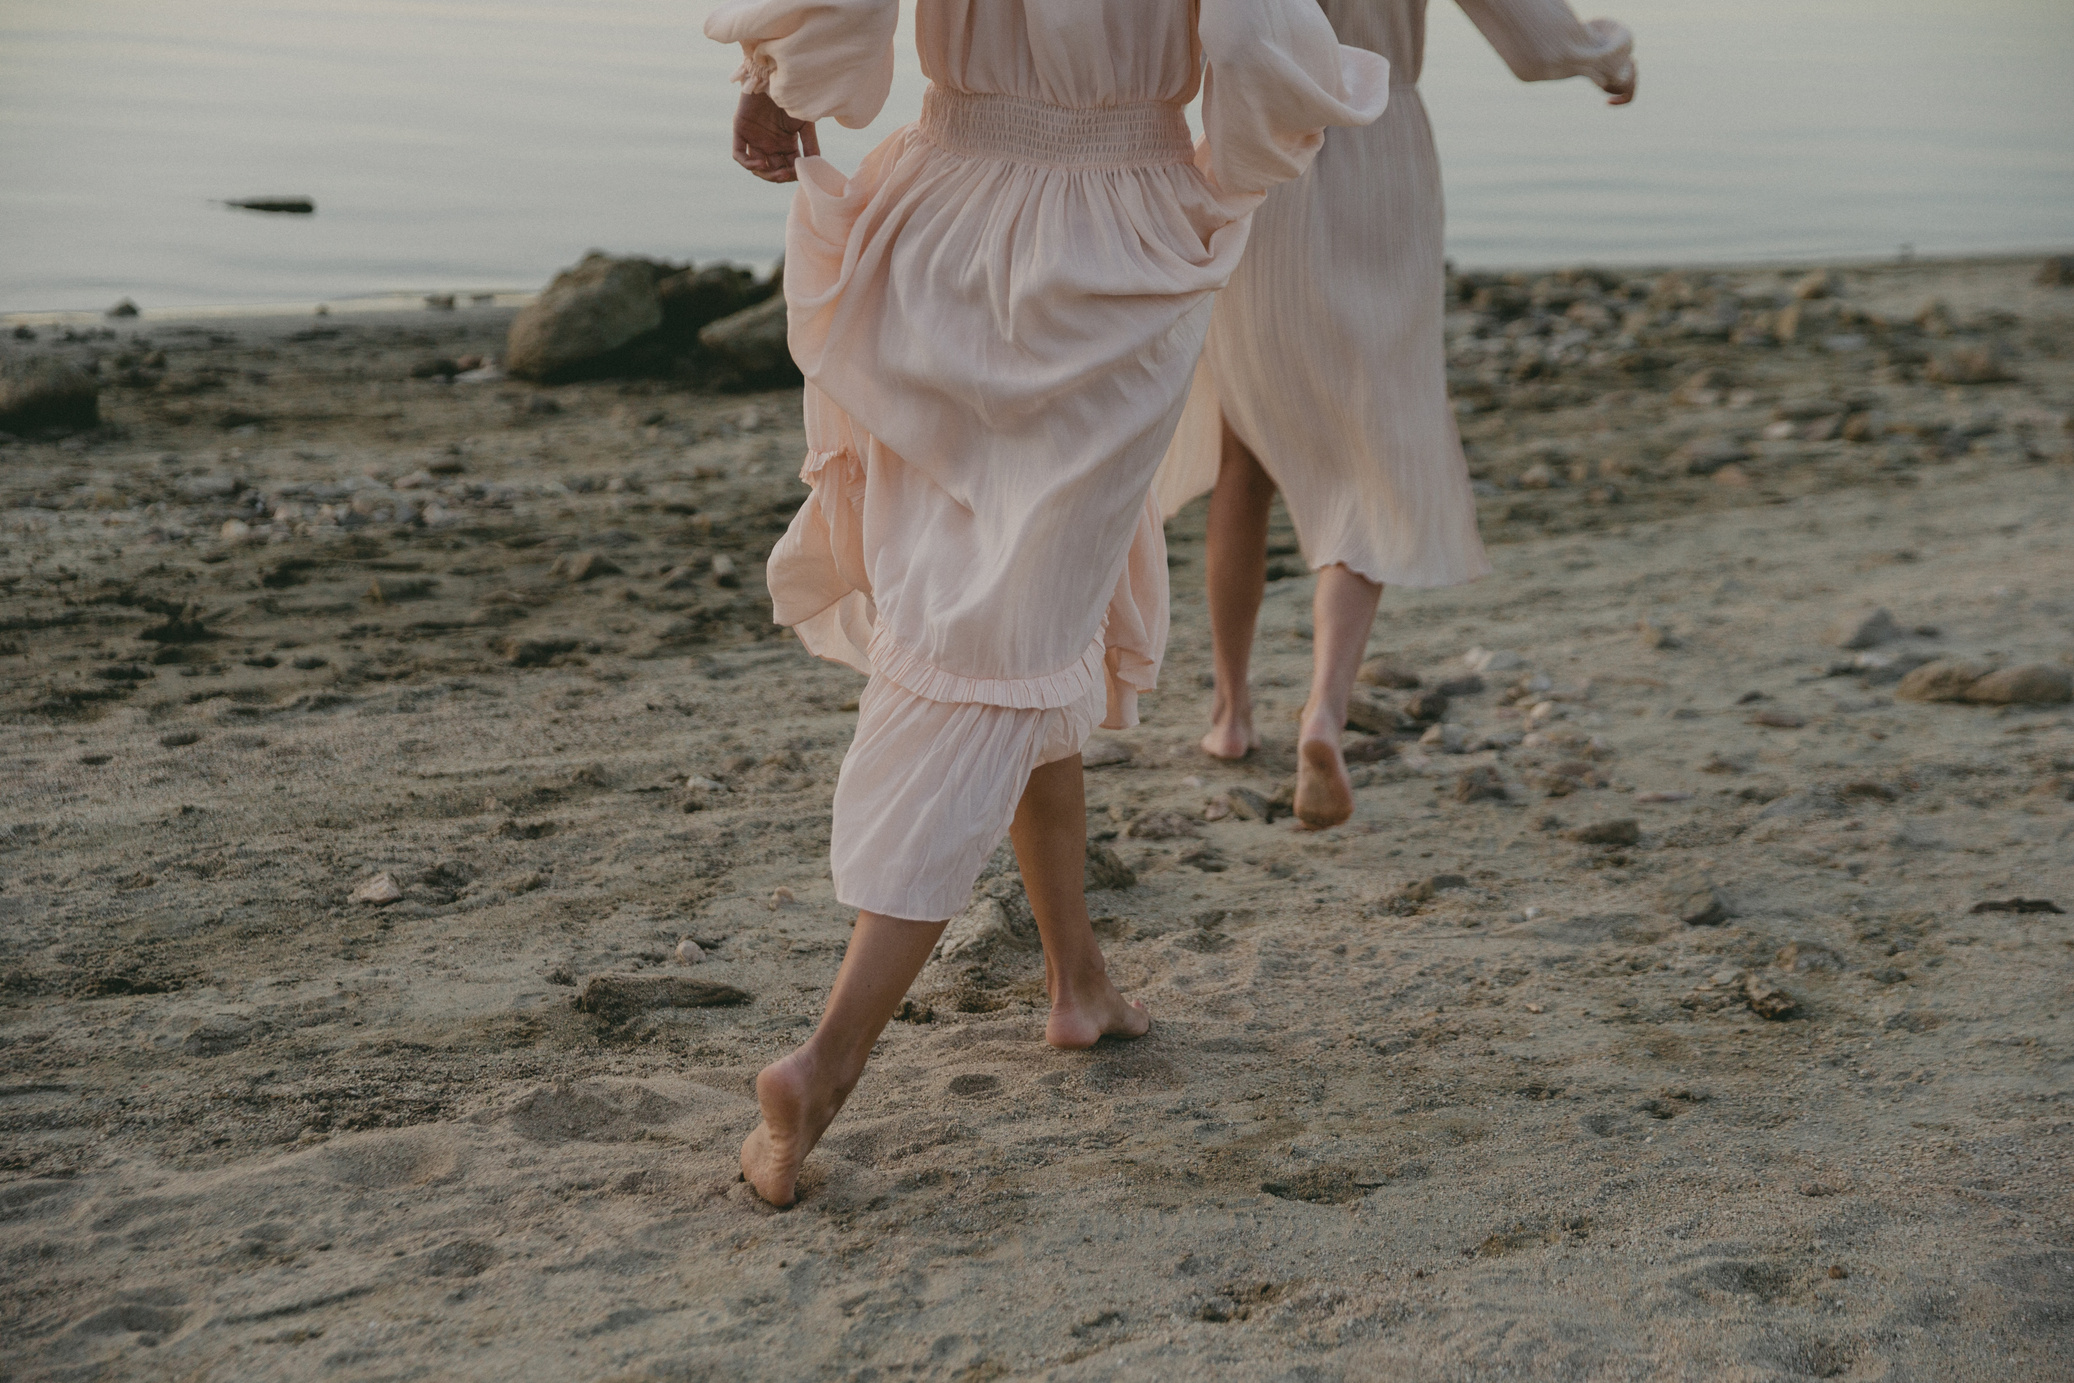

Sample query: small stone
[1675,436,1750,477]
[550,552,622,582]
[1375,874,1468,916]
[1749,709,1807,729]
[1464,647,1525,674]
[574,974,751,1026]
[1712,463,1751,487]
[675,939,704,965]
[1562,818,1638,846]
[1667,878,1729,927]
[1895,658,1990,702]
[219,519,251,543]
[1346,695,1414,736]
[1799,1182,1842,1198]
[1827,1265,1849,1281]
[1127,810,1200,840]
[1960,665,2071,706]
[1418,723,1467,753]
[1883,1010,1943,1034]
[1792,269,1838,300]
[1925,346,2014,386]
[769,886,798,909]
[710,554,740,588]
[1454,765,1507,803]
[1081,737,1133,768]
[351,872,403,906]
[1968,897,2063,915]
[1742,977,1798,1020]
[1826,607,1901,650]
[1403,690,1450,724]
[1633,789,1691,803]
[1775,941,1845,973]
[1084,841,1137,891]
[1637,616,1680,649]
[1358,658,1421,690]
[159,729,202,747]
[1433,674,1484,697]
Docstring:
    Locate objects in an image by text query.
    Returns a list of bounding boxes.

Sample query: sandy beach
[2,252,2071,1380]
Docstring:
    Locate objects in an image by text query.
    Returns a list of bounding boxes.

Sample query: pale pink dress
[1155,0,1634,587]
[705,0,1389,920]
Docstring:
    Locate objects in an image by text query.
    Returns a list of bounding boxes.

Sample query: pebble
[1743,979,1798,1020]
[1895,658,1990,702]
[710,554,741,588]
[1674,436,1750,477]
[1464,647,1524,674]
[1666,877,1729,926]
[1749,709,1807,729]
[1404,690,1451,724]
[770,886,798,908]
[575,974,751,1026]
[1636,616,1680,650]
[550,551,622,582]
[1825,606,1901,650]
[1418,723,1468,753]
[1634,789,1691,803]
[159,729,202,747]
[220,519,251,543]
[1127,810,1200,840]
[1454,765,1507,802]
[1961,665,2071,706]
[351,872,403,906]
[1357,657,1421,689]
[1926,346,2014,386]
[1776,941,1845,972]
[675,939,704,965]
[1562,818,1639,846]
[1346,695,1414,735]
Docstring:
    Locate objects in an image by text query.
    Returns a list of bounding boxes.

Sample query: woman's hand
[733,90,820,183]
[1600,59,1637,106]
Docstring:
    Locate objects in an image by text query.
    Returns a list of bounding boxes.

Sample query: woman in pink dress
[1155,0,1635,828]
[707,0,1388,1205]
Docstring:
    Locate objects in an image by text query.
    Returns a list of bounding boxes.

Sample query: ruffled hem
[730,50,774,95]
[866,623,1108,713]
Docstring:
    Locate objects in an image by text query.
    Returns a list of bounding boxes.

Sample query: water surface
[2,0,2069,312]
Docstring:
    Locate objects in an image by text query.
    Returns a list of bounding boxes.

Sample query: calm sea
[2,0,2070,314]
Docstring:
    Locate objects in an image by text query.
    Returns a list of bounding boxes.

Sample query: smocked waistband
[918,87,1195,169]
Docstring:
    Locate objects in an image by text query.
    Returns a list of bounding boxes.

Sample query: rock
[1882,1010,1942,1034]
[1563,818,1638,846]
[937,897,1026,963]
[1743,977,1799,1021]
[1792,269,1839,300]
[1454,765,1507,802]
[1667,878,1729,926]
[1418,723,1468,753]
[1961,665,2071,706]
[1826,606,1901,650]
[709,554,740,588]
[1375,874,1468,916]
[698,294,795,380]
[1211,785,1287,824]
[575,974,750,1025]
[159,729,202,747]
[351,872,403,906]
[1403,690,1450,724]
[0,355,99,433]
[2038,255,2074,287]
[1680,968,1745,1012]
[505,254,665,382]
[106,298,140,318]
[219,519,251,543]
[1358,657,1421,689]
[655,263,769,340]
[1775,941,1845,973]
[1127,810,1200,840]
[497,636,581,667]
[1749,709,1806,729]
[1925,347,2014,386]
[1968,897,2063,915]
[1433,674,1485,697]
[1895,658,1990,702]
[1346,695,1414,736]
[1637,616,1680,650]
[1081,737,1133,767]
[1464,647,1525,674]
[1675,436,1750,476]
[1084,841,1137,891]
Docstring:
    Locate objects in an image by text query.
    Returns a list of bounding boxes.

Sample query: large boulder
[657,263,771,342]
[505,254,664,382]
[0,354,99,434]
[1962,665,2072,706]
[698,294,799,385]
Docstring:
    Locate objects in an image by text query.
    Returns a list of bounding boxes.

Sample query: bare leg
[1201,420,1277,760]
[740,910,946,1206]
[1010,755,1150,1049]
[1294,563,1385,830]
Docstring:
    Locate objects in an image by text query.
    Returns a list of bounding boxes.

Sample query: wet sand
[2,253,2071,1380]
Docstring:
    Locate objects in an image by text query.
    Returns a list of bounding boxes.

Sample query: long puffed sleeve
[1456,0,1632,88]
[1195,0,1392,199]
[703,0,898,129]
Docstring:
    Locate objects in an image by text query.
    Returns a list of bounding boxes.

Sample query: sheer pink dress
[704,0,1389,920]
[1156,0,1634,588]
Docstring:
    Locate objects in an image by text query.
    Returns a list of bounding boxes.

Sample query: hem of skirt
[865,624,1107,712]
[1308,548,1493,591]
[832,881,960,924]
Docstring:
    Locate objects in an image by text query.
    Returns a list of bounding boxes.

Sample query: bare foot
[739,1048,847,1207]
[1294,735,1353,830]
[1200,696,1259,761]
[1046,972,1151,1050]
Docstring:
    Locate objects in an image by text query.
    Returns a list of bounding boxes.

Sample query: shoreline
[6,247,2066,331]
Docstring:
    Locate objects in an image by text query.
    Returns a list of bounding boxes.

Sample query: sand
[2,254,2071,1380]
